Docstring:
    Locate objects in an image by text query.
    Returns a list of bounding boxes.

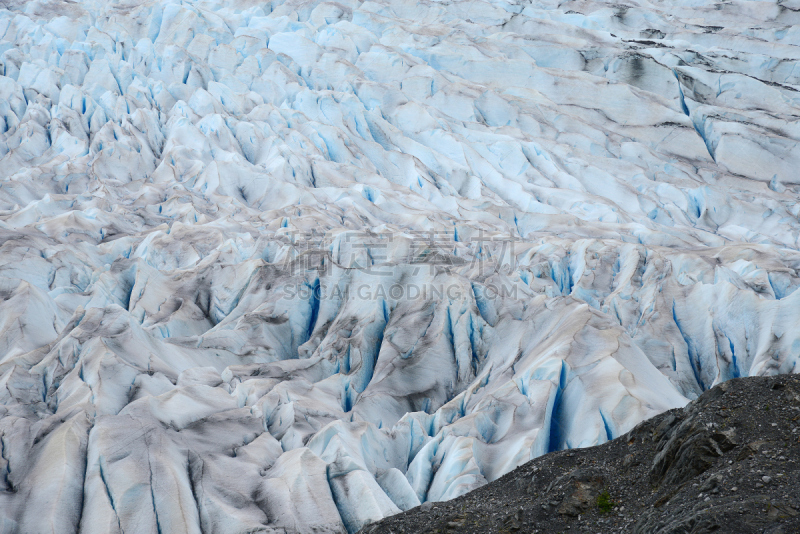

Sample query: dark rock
[361,376,800,534]
[622,453,638,468]
[737,440,769,461]
[502,509,523,531]
[699,473,723,492]
[553,469,605,517]
[767,503,798,521]
[651,424,737,487]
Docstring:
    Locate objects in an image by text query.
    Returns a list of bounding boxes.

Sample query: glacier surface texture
[0,0,799,532]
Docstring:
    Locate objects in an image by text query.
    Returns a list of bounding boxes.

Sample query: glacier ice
[0,0,799,532]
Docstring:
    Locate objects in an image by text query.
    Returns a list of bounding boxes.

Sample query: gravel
[361,375,800,534]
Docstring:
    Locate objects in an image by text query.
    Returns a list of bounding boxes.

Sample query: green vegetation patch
[597,490,615,514]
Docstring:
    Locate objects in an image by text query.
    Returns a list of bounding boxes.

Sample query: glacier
[0,0,799,532]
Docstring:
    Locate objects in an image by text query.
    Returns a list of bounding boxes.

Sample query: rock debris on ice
[0,0,799,532]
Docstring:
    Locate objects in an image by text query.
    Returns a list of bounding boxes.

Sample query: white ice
[0,0,799,532]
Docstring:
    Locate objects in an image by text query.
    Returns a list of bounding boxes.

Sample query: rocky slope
[363,374,800,534]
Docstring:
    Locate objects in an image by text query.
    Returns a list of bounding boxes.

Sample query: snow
[0,0,799,532]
